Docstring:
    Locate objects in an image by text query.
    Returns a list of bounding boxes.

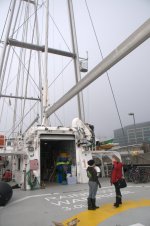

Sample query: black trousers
[114,182,121,198]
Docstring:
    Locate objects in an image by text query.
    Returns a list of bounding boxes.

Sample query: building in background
[114,121,150,146]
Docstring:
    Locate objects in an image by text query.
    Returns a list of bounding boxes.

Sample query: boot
[92,198,99,209]
[114,195,122,206]
[87,198,96,210]
[113,196,117,206]
[118,196,122,205]
[114,196,120,208]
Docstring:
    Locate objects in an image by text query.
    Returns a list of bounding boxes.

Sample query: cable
[48,9,71,52]
[84,0,125,137]
[11,1,45,37]
[0,0,13,41]
[48,59,73,88]
[12,47,40,94]
[54,112,64,126]
[8,101,38,138]
[48,59,72,125]
[42,0,71,52]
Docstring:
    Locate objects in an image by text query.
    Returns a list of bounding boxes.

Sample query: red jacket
[111,161,123,184]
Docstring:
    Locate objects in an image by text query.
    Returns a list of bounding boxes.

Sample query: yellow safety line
[63,199,150,226]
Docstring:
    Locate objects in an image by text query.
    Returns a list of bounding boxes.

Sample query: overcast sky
[0,0,150,140]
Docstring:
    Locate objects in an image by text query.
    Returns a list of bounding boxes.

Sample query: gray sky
[0,0,150,140]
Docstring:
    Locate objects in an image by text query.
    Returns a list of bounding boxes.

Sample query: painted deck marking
[129,224,145,226]
[62,199,150,226]
[1,184,149,210]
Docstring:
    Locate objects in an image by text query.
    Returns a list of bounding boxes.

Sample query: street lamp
[128,112,137,144]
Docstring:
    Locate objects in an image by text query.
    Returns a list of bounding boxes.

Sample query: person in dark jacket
[86,159,100,210]
[111,155,123,208]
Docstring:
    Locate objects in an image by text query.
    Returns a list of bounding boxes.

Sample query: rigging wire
[0,1,24,125]
[0,49,15,124]
[8,101,38,138]
[4,99,9,133]
[0,97,25,135]
[20,1,37,134]
[0,0,13,42]
[48,59,73,88]
[51,0,56,126]
[54,112,64,126]
[12,2,30,138]
[61,50,65,125]
[12,47,40,95]
[84,0,125,137]
[46,0,64,127]
[0,1,24,89]
[11,0,72,116]
[1,1,82,132]
[11,0,45,37]
[47,9,71,52]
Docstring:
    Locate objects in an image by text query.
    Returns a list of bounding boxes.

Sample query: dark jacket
[111,161,123,184]
[87,166,98,183]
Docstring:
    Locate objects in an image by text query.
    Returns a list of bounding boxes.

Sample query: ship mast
[42,0,85,124]
[0,0,16,91]
[42,0,49,126]
[67,0,85,122]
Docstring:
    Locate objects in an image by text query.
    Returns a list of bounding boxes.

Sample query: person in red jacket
[111,155,123,208]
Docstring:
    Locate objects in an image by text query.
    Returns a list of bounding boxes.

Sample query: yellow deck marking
[63,199,150,226]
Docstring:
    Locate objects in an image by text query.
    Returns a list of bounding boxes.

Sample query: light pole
[128,113,137,144]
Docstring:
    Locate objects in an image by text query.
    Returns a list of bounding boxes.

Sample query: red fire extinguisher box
[0,135,5,148]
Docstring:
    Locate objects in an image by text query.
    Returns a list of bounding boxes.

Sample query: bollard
[0,181,13,206]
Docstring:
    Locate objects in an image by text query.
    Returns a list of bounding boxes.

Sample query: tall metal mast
[34,0,43,123]
[67,0,85,122]
[42,0,49,126]
[0,0,16,90]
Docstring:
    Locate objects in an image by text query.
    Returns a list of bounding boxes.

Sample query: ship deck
[0,178,150,226]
